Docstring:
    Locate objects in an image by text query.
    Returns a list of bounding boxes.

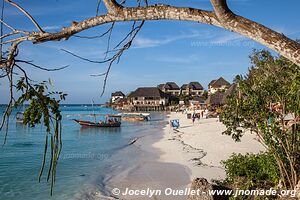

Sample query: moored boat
[121,113,150,122]
[73,115,121,128]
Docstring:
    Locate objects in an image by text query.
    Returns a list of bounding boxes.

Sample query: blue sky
[1,0,300,103]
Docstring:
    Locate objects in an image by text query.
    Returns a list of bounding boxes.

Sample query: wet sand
[105,115,191,200]
[104,112,265,200]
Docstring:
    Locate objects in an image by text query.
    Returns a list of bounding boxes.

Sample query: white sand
[108,112,265,199]
[153,112,265,182]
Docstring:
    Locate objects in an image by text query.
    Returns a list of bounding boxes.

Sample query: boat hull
[73,119,121,127]
[122,116,146,122]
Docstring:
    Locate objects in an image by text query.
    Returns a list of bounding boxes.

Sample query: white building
[127,87,169,111]
[111,91,125,103]
[181,82,204,96]
[208,77,230,94]
[157,82,180,96]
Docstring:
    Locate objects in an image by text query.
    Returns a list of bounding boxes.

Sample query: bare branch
[15,60,69,71]
[0,18,15,32]
[4,0,44,32]
[90,72,107,77]
[73,23,117,39]
[97,20,144,96]
[0,2,299,68]
[60,48,112,64]
[96,0,102,16]
[104,22,115,59]
[114,21,142,50]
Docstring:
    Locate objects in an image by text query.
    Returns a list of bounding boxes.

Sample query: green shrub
[217,152,281,199]
[221,152,280,190]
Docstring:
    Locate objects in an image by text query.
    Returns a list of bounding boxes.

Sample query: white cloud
[154,54,202,64]
[211,33,247,44]
[133,30,212,48]
[133,29,253,49]
[42,25,61,31]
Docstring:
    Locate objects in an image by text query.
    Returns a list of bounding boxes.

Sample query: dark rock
[187,178,231,200]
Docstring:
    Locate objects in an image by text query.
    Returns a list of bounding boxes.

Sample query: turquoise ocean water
[0,105,165,200]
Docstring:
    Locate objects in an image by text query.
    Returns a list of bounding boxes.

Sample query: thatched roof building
[181,82,204,90]
[206,91,224,106]
[128,87,169,98]
[112,91,125,97]
[208,77,230,94]
[158,82,180,90]
[128,87,170,111]
[221,84,237,104]
[208,77,230,88]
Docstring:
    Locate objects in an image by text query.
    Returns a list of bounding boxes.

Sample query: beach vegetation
[221,152,280,188]
[221,49,300,190]
[202,91,209,99]
[1,0,300,196]
[219,152,280,199]
[178,94,191,105]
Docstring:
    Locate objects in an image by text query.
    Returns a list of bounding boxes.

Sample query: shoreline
[102,112,265,200]
[103,112,191,200]
[153,112,265,182]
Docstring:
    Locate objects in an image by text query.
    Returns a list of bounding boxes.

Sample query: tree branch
[210,0,233,23]
[0,2,299,69]
[32,5,219,43]
[210,0,300,66]
[4,0,44,32]
[103,0,123,14]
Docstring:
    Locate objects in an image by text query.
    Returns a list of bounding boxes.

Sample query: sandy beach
[108,112,265,200]
[153,112,265,182]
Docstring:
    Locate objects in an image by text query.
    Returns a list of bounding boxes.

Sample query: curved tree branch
[210,0,233,22]
[0,1,300,69]
[210,0,300,67]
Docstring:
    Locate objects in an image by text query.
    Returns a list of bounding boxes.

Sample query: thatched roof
[206,91,224,105]
[158,82,180,90]
[112,91,125,97]
[181,84,188,90]
[209,77,230,88]
[128,87,169,98]
[208,79,216,87]
[190,82,204,90]
[166,82,180,90]
[157,84,165,90]
[181,82,204,90]
[191,96,206,103]
[221,84,237,104]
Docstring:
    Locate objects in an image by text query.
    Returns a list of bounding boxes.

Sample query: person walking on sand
[192,113,196,124]
[204,108,209,119]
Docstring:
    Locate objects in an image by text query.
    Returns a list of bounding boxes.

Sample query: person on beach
[192,113,196,124]
[204,108,209,119]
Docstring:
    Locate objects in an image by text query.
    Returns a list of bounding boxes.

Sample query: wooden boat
[73,115,121,128]
[122,115,146,122]
[121,113,150,122]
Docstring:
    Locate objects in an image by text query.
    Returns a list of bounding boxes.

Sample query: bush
[221,152,280,189]
[221,50,300,189]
